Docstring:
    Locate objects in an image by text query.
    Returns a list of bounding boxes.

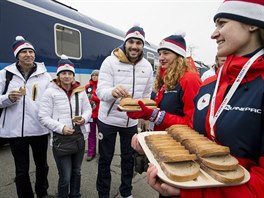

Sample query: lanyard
[209,49,264,140]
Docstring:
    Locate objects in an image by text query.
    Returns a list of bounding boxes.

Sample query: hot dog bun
[119,97,157,109]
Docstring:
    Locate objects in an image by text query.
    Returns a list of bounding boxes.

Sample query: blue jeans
[9,135,49,198]
[53,146,84,198]
[96,120,137,198]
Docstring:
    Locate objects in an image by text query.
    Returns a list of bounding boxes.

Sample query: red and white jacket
[85,79,99,118]
[181,49,264,198]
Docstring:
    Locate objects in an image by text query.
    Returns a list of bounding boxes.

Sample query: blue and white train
[0,0,159,84]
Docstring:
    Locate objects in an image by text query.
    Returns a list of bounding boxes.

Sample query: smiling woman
[38,54,92,197]
[127,33,202,131]
[144,0,264,197]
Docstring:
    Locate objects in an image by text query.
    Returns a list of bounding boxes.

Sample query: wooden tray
[138,131,250,189]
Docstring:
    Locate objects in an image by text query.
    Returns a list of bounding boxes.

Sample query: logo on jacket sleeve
[197,93,211,110]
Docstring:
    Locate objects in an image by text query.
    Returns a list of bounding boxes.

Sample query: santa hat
[12,36,35,58]
[125,26,145,44]
[158,32,186,57]
[214,0,264,28]
[57,54,75,75]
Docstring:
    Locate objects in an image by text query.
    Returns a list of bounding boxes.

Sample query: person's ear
[249,26,258,32]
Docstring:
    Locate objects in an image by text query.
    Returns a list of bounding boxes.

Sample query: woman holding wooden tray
[145,0,264,197]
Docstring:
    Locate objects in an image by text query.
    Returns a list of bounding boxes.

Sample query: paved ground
[0,136,159,198]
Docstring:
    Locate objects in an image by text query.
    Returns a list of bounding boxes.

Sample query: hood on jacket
[220,49,264,85]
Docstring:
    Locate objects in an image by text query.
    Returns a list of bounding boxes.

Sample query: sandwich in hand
[19,86,26,95]
[72,116,82,122]
[119,97,157,110]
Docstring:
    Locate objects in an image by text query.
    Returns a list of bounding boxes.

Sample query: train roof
[27,0,124,36]
[14,0,156,49]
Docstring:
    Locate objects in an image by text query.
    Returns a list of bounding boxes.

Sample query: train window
[55,24,82,59]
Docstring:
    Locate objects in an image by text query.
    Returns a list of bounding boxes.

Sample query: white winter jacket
[38,82,92,144]
[97,48,153,128]
[0,62,52,137]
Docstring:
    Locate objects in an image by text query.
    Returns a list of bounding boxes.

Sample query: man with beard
[96,26,153,198]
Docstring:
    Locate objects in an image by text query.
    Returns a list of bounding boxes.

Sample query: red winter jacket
[154,71,201,131]
[181,50,264,198]
[85,79,100,118]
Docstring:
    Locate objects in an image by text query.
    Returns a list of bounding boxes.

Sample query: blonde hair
[154,56,195,91]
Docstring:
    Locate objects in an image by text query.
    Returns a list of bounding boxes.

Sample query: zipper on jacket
[132,64,135,98]
[20,67,37,137]
[68,96,74,128]
[21,94,26,137]
[107,99,116,117]
[2,108,7,128]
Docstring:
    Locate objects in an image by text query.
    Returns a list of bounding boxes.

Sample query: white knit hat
[158,32,187,57]
[125,26,145,44]
[56,54,75,75]
[214,0,264,28]
[12,36,35,58]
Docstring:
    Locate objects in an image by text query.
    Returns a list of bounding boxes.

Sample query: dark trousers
[96,120,137,198]
[9,134,49,198]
